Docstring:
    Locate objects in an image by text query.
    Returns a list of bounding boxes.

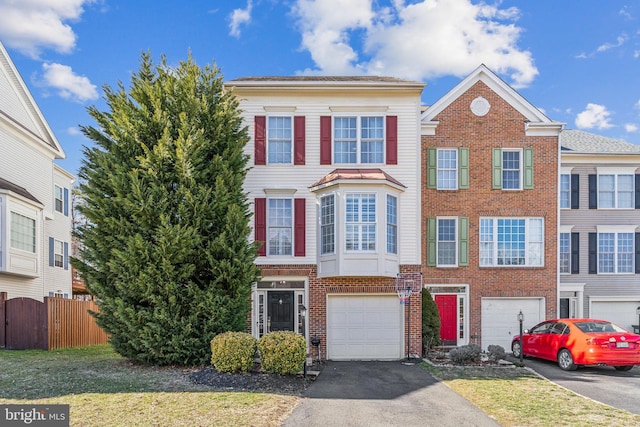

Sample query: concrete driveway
[282,361,500,427]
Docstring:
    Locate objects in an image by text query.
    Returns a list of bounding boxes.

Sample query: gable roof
[560,129,640,153]
[421,64,564,136]
[0,41,65,159]
[0,177,42,204]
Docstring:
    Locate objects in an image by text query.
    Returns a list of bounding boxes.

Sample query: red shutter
[320,116,332,165]
[386,115,398,165]
[254,116,266,165]
[294,198,306,257]
[294,116,305,165]
[255,198,266,256]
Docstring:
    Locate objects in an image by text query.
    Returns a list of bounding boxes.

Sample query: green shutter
[458,217,468,266]
[427,217,436,266]
[459,147,469,189]
[524,147,534,189]
[427,147,437,189]
[492,148,502,189]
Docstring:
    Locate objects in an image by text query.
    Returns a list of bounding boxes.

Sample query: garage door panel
[481,298,544,352]
[591,301,640,332]
[328,295,403,360]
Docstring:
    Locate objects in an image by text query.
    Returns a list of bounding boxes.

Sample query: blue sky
[2,0,640,177]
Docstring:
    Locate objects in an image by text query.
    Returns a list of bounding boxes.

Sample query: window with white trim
[437,149,457,190]
[598,232,634,273]
[386,195,397,254]
[479,217,543,266]
[320,195,335,255]
[598,173,634,209]
[54,239,64,267]
[559,232,570,274]
[345,193,376,251]
[437,218,457,266]
[334,116,384,164]
[560,174,570,209]
[54,185,64,213]
[268,199,292,255]
[502,150,521,190]
[10,212,36,253]
[267,116,292,164]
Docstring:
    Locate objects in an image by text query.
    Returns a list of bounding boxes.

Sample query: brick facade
[422,79,558,347]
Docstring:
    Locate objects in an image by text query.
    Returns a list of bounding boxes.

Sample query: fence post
[0,292,6,348]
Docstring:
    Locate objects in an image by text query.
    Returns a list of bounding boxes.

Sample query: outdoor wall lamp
[517,310,524,363]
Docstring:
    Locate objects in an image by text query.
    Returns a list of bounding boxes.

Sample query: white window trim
[54,185,64,213]
[386,194,398,255]
[436,216,458,267]
[266,115,294,165]
[267,198,293,257]
[559,173,570,209]
[332,114,386,165]
[596,172,635,210]
[479,217,544,267]
[501,148,523,190]
[344,192,377,253]
[320,194,336,255]
[595,226,636,275]
[559,232,571,275]
[54,239,64,268]
[437,148,458,190]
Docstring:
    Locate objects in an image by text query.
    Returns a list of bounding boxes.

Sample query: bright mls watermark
[1,405,69,426]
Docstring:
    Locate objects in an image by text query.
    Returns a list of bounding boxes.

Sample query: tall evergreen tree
[74,52,259,365]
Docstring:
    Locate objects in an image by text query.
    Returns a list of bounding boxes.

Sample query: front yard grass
[422,362,640,427]
[0,345,297,427]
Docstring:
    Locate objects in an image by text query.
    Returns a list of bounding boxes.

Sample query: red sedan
[511,318,640,371]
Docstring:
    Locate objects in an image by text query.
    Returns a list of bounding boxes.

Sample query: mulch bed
[189,363,325,395]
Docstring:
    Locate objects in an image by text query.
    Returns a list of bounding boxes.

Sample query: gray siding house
[560,130,640,332]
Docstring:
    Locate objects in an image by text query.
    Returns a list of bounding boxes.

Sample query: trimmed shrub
[487,344,506,362]
[258,331,306,375]
[210,332,257,373]
[449,343,482,364]
[422,291,441,355]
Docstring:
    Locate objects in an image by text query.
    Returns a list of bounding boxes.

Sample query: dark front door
[268,291,294,332]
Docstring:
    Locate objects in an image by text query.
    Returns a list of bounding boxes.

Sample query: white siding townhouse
[0,41,74,301]
[227,76,425,360]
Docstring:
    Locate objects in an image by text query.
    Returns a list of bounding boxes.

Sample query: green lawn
[0,345,297,427]
[422,362,640,427]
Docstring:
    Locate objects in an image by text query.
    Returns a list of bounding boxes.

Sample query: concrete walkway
[282,361,501,427]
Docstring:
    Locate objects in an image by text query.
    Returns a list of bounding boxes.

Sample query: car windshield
[573,321,627,333]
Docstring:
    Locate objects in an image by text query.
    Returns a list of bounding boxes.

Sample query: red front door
[435,295,457,345]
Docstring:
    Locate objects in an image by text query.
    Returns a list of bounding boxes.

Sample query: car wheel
[614,366,633,372]
[511,340,522,358]
[557,349,576,371]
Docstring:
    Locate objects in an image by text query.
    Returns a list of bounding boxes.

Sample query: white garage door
[327,295,403,360]
[591,301,640,332]
[481,298,544,351]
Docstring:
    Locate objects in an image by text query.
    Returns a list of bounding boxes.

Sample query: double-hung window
[10,212,36,253]
[437,149,457,190]
[502,150,521,190]
[320,195,335,255]
[345,193,376,251]
[437,218,457,266]
[560,174,570,209]
[559,232,570,273]
[334,116,384,164]
[598,232,634,273]
[598,174,634,209]
[267,117,292,164]
[268,199,292,255]
[480,217,543,266]
[386,195,397,254]
[492,148,533,190]
[54,185,64,213]
[54,239,64,267]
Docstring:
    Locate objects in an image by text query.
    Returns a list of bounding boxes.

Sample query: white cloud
[596,35,627,53]
[42,62,98,102]
[0,0,94,58]
[229,0,253,38]
[575,103,614,130]
[292,0,537,87]
[625,123,638,133]
[67,126,82,136]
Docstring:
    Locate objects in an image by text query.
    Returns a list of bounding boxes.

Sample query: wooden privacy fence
[0,292,109,350]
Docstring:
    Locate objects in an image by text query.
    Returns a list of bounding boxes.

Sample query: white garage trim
[481,298,545,352]
[327,294,404,360]
[590,298,640,333]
